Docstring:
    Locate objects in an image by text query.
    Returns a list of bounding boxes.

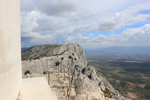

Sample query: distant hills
[85,46,150,61]
[85,46,150,54]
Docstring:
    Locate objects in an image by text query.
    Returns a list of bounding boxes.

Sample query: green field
[88,59,150,99]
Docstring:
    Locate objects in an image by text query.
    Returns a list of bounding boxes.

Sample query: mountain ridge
[22,43,132,100]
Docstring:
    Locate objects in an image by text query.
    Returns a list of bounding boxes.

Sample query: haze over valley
[85,46,150,99]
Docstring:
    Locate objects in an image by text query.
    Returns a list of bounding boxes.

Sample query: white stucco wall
[0,0,22,100]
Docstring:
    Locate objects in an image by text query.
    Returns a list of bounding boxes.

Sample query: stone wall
[0,0,22,100]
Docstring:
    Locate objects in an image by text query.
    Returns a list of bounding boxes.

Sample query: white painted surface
[19,77,58,100]
[0,0,22,100]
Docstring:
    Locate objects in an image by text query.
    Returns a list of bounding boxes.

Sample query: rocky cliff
[22,43,131,100]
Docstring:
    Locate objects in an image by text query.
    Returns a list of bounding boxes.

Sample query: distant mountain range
[85,46,150,54]
[84,46,150,61]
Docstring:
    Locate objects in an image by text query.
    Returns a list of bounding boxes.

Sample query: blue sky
[20,0,150,49]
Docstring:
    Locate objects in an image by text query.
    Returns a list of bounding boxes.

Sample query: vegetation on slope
[88,59,150,100]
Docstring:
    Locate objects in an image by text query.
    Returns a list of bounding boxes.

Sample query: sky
[21,0,150,49]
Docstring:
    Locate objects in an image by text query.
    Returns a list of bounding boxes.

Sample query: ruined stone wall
[0,0,22,100]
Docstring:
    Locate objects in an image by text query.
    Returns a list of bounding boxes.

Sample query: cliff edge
[22,43,132,100]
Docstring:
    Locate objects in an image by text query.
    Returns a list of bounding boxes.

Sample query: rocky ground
[29,71,113,100]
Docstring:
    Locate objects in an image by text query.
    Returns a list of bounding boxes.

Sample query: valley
[87,58,150,100]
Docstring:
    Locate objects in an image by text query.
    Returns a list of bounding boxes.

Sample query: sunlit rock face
[22,43,87,76]
[75,74,105,100]
[22,43,132,100]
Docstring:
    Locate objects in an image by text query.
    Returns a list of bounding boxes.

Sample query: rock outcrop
[75,74,105,100]
[22,43,132,100]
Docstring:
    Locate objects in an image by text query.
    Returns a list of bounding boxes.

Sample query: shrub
[55,62,60,66]
[74,58,76,60]
[100,87,112,98]
[24,70,31,75]
[61,57,64,60]
[29,58,32,62]
[82,68,85,74]
[68,56,72,59]
[43,71,46,74]
[88,74,92,79]
[145,85,150,90]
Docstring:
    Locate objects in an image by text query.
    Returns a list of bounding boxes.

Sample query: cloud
[70,23,150,48]
[21,0,35,12]
[117,23,150,42]
[21,0,82,17]
[82,0,150,12]
[98,16,123,31]
[91,34,109,43]
[20,0,150,48]
[32,18,57,34]
[21,11,40,37]
[97,3,150,31]
[38,0,81,17]
[21,11,53,46]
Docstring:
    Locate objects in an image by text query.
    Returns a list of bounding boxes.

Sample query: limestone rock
[70,87,76,97]
[71,94,86,100]
[22,43,132,100]
[75,74,105,100]
[26,74,31,78]
[99,82,105,90]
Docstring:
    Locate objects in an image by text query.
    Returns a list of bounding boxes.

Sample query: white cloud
[21,0,35,12]
[21,11,40,37]
[118,23,150,42]
[97,3,150,31]
[92,34,109,43]
[82,0,150,12]
[20,0,150,48]
[70,23,150,48]
[21,0,82,17]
